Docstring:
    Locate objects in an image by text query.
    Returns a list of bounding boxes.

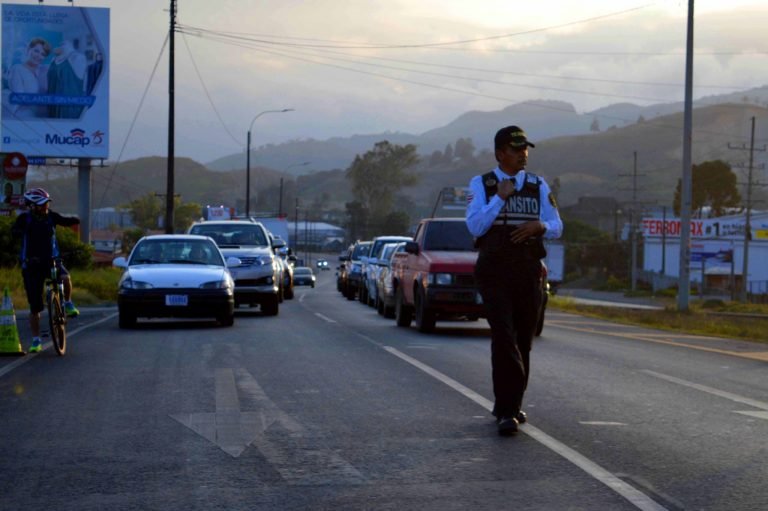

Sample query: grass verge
[551,295,768,345]
[0,266,122,309]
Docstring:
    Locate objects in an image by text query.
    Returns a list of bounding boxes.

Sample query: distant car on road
[316,259,330,270]
[113,234,237,329]
[293,266,316,287]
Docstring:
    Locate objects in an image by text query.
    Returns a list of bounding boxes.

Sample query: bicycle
[45,258,67,356]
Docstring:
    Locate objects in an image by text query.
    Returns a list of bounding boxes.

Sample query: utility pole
[165,0,176,233]
[619,151,646,292]
[728,116,767,302]
[294,198,299,251]
[677,0,694,312]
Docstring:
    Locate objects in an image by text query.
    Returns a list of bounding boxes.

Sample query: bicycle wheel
[47,288,67,356]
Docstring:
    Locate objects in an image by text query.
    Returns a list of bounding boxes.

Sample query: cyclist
[11,188,81,353]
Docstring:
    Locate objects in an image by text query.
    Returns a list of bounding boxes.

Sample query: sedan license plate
[165,294,188,306]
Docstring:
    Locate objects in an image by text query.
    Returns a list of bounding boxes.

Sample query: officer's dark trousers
[475,252,542,419]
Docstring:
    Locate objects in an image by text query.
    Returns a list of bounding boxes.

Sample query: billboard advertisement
[1,3,109,159]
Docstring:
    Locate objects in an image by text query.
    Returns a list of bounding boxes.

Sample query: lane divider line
[314,313,337,323]
[642,370,768,411]
[382,345,667,511]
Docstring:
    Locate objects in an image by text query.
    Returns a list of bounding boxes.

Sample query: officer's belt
[476,227,544,259]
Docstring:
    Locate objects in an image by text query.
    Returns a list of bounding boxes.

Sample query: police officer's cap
[494,126,535,150]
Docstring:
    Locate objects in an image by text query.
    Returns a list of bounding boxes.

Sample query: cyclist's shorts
[22,263,70,314]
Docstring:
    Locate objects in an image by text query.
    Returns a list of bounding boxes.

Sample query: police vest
[476,171,546,259]
[483,171,542,226]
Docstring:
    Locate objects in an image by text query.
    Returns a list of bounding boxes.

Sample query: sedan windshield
[130,239,224,266]
[189,224,268,247]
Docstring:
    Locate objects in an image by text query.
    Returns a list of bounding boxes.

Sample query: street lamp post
[246,108,294,217]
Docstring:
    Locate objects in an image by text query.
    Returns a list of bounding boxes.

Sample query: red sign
[3,152,28,180]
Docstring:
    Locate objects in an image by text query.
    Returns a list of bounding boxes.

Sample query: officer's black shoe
[497,417,519,436]
[517,411,527,424]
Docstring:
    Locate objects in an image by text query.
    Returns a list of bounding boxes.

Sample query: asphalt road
[2,270,767,510]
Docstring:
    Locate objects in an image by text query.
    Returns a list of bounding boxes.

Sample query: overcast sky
[38,0,768,165]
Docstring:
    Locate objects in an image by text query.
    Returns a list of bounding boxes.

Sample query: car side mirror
[113,256,128,268]
[405,241,419,255]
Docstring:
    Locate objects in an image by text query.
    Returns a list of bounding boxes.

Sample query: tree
[125,194,163,231]
[428,150,443,167]
[124,193,202,233]
[673,160,741,217]
[454,138,475,161]
[443,143,454,163]
[174,201,203,233]
[345,141,420,222]
[344,200,368,241]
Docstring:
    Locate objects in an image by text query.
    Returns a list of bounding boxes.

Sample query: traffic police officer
[466,125,563,436]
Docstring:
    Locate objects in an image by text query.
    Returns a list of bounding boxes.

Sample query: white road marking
[314,313,337,323]
[642,370,768,411]
[172,368,365,484]
[0,313,117,379]
[734,411,768,420]
[383,345,668,511]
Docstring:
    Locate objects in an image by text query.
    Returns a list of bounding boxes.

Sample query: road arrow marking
[171,368,365,485]
[170,368,268,458]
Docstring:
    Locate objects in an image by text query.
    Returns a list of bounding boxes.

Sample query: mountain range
[206,85,768,176]
[31,85,768,220]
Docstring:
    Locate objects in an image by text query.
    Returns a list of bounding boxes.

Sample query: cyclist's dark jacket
[11,210,80,267]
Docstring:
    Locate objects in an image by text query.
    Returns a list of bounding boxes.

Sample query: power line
[181,28,768,144]
[96,32,170,211]
[179,5,653,50]
[180,32,243,149]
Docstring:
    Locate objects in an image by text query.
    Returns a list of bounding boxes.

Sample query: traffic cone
[0,287,25,356]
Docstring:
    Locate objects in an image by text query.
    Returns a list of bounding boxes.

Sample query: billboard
[1,3,109,159]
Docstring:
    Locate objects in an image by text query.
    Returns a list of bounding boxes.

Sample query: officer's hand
[496,179,515,200]
[509,221,545,243]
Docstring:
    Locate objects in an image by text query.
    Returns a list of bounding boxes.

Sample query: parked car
[342,241,371,300]
[293,266,316,287]
[337,245,352,292]
[187,220,282,315]
[375,242,406,318]
[360,235,412,307]
[113,235,237,328]
[271,235,294,300]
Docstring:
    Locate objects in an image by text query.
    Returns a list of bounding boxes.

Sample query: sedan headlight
[121,277,154,290]
[428,273,454,286]
[255,255,273,266]
[200,275,234,290]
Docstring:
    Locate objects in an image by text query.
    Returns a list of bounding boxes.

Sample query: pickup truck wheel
[414,289,436,333]
[395,287,412,327]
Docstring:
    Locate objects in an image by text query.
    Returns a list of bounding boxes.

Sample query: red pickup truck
[390,217,484,333]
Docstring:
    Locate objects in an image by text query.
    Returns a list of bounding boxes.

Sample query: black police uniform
[474,172,545,426]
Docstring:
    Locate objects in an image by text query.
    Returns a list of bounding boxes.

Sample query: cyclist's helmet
[23,187,52,206]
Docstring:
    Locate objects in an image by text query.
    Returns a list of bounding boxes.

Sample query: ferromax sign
[45,128,105,148]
